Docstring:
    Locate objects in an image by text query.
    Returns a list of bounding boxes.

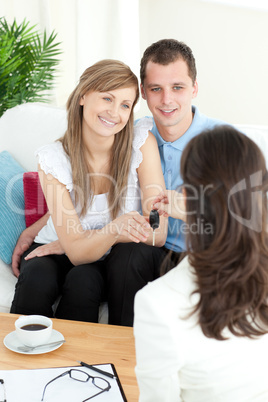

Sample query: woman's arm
[134,286,182,402]
[137,131,168,247]
[38,167,150,265]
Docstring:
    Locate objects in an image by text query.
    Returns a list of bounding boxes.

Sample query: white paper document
[0,364,127,401]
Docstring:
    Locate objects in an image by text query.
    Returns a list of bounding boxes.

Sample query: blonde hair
[60,59,139,218]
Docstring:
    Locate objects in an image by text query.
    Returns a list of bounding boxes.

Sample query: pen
[0,378,6,402]
[77,360,117,379]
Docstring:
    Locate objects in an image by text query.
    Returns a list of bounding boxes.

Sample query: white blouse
[134,256,268,402]
[34,118,152,245]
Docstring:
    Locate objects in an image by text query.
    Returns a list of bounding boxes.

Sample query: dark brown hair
[181,125,268,340]
[140,39,197,85]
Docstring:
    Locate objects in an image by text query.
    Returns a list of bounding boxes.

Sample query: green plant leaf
[0,17,62,117]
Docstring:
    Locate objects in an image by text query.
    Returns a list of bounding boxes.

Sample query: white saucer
[3,329,65,355]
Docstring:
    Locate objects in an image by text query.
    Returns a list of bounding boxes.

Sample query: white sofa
[0,103,68,314]
[0,103,268,317]
[0,103,108,322]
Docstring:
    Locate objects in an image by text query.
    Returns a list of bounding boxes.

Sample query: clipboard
[110,363,127,402]
[0,364,127,401]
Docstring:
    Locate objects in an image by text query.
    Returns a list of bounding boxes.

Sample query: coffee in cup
[15,315,52,347]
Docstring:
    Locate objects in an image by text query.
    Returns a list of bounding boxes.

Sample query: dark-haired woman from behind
[134,125,268,401]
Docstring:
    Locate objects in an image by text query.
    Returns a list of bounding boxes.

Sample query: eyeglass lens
[42,369,110,401]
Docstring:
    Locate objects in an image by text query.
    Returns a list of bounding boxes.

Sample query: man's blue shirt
[135,106,226,252]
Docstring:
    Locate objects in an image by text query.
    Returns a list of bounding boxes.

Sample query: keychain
[149,209,159,246]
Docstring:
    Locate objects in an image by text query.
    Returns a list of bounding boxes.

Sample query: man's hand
[11,213,50,277]
[12,231,34,277]
[152,190,186,221]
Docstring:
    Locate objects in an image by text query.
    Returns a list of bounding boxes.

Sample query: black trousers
[106,242,170,326]
[11,243,106,322]
[11,242,177,326]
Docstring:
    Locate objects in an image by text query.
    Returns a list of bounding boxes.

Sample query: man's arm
[152,190,186,220]
[11,212,49,277]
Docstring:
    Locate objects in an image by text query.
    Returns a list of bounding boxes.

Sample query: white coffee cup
[15,315,53,347]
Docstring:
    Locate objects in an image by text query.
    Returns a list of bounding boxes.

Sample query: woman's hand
[109,211,151,244]
[152,190,186,221]
[24,241,65,261]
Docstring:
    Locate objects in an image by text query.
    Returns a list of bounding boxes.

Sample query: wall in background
[1,0,267,125]
[138,0,268,125]
[0,0,140,107]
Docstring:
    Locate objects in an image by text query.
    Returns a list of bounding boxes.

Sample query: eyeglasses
[0,379,6,402]
[41,369,111,401]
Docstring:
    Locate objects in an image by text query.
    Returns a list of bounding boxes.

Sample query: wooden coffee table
[0,313,139,401]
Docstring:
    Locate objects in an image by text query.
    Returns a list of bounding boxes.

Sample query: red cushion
[23,172,48,227]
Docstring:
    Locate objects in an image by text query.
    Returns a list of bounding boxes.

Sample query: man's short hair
[140,39,197,85]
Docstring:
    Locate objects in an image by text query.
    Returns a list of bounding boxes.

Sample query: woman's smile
[80,87,136,138]
[98,116,117,127]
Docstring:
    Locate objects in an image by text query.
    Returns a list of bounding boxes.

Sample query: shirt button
[168,155,172,160]
[167,169,172,174]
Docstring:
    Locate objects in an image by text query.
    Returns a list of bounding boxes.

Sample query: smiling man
[105,40,226,327]
[141,55,198,141]
[12,39,226,327]
[138,39,225,253]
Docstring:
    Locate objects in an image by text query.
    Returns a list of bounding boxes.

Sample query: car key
[149,209,159,246]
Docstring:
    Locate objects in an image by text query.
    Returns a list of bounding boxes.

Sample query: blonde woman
[11,59,167,323]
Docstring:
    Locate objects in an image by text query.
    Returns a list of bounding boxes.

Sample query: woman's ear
[79,95,85,106]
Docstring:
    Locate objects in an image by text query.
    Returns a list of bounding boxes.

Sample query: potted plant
[0,17,62,117]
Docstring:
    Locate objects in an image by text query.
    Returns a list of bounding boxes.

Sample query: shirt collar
[153,105,200,150]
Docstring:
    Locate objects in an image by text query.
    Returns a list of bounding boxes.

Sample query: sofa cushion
[0,257,17,312]
[23,171,48,227]
[0,103,67,171]
[0,151,26,264]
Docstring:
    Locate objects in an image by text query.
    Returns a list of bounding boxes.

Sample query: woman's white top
[34,119,152,246]
[134,256,268,402]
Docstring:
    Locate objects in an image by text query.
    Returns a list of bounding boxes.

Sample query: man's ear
[192,80,198,99]
[140,84,146,100]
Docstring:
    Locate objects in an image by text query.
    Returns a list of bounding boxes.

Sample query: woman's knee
[107,243,165,276]
[63,263,105,298]
[16,256,62,305]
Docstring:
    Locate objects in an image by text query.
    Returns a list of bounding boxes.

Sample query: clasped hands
[12,190,185,274]
[23,211,152,263]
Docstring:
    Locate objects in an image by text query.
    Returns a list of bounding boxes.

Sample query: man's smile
[158,108,178,116]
